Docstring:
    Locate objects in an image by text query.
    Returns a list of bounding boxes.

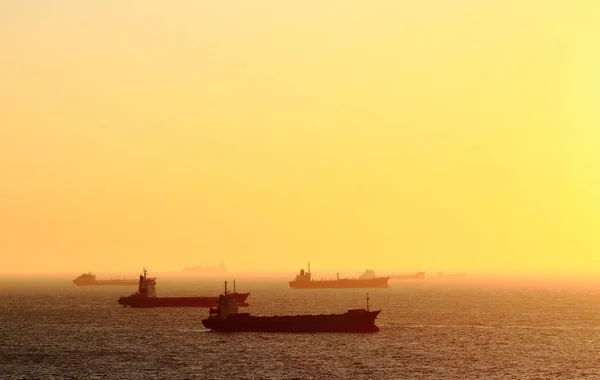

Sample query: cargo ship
[390,271,426,280]
[202,283,381,333]
[289,263,389,289]
[117,269,250,308]
[72,272,155,286]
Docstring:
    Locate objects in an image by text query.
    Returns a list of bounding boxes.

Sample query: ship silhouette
[72,272,154,286]
[117,269,249,308]
[202,282,381,333]
[289,263,389,289]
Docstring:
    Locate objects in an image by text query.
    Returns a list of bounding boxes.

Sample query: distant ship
[72,272,155,286]
[117,269,249,308]
[202,283,381,333]
[390,271,426,280]
[183,263,227,274]
[289,263,389,289]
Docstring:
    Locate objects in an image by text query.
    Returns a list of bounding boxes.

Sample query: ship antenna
[366,293,370,312]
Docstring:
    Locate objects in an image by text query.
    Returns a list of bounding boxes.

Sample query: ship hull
[289,277,389,289]
[390,272,425,280]
[73,278,156,286]
[117,293,250,308]
[202,310,381,333]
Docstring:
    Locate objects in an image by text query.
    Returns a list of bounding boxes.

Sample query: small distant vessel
[72,272,154,286]
[289,263,389,289]
[183,263,227,274]
[390,271,426,280]
[117,269,250,308]
[202,283,381,333]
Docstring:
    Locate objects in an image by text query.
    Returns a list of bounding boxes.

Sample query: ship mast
[233,279,236,293]
[366,293,370,312]
[224,281,228,294]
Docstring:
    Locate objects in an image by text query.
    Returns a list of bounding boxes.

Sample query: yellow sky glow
[1,1,599,275]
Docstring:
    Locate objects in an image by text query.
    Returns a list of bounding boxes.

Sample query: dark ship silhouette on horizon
[289,263,389,289]
[202,282,381,333]
[73,272,155,286]
[117,269,250,308]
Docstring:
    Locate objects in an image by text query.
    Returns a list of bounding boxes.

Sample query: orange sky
[1,1,599,275]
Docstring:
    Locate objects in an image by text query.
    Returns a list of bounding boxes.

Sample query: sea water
[2,278,600,379]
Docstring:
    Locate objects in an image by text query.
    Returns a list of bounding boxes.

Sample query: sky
[0,1,599,276]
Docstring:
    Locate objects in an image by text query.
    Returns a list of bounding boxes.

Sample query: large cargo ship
[72,272,155,286]
[202,285,381,333]
[289,264,389,289]
[117,269,250,308]
[390,271,426,280]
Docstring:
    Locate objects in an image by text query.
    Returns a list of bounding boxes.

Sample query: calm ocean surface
[2,277,600,379]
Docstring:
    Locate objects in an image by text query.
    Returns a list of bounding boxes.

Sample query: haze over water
[3,277,600,379]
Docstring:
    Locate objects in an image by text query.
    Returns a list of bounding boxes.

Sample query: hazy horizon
[4,267,600,283]
[1,1,599,276]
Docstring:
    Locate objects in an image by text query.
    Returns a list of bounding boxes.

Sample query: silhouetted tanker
[73,272,154,286]
[117,269,250,308]
[202,282,381,333]
[289,263,389,289]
